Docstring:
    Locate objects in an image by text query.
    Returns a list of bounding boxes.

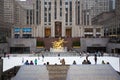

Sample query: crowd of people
[24,59,38,65]
[23,52,109,65]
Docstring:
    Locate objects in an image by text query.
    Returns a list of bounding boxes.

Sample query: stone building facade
[10,0,113,38]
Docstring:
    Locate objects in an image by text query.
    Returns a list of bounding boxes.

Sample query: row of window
[14,34,32,38]
[14,28,32,32]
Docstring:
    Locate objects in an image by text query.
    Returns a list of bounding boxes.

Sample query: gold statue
[52,37,67,49]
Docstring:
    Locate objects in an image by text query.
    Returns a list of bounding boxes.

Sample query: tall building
[14,1,26,26]
[11,0,113,38]
[4,0,15,24]
[115,0,120,36]
[0,0,11,54]
[0,0,8,43]
[0,0,4,26]
[82,0,112,25]
[116,0,120,16]
[90,0,119,37]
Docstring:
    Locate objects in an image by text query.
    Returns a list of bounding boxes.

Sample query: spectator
[43,63,46,65]
[47,62,49,65]
[106,62,110,64]
[102,60,105,64]
[42,54,44,61]
[4,52,6,57]
[58,53,60,60]
[30,60,34,65]
[94,54,97,64]
[24,60,29,65]
[86,52,89,60]
[101,51,104,56]
[82,60,87,64]
[34,59,37,65]
[86,59,91,64]
[73,60,76,65]
[60,58,65,65]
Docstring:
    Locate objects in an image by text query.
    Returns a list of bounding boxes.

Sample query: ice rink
[2,56,120,72]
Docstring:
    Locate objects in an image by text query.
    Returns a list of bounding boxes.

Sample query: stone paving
[11,65,120,80]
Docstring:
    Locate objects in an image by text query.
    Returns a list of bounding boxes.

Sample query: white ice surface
[2,56,120,72]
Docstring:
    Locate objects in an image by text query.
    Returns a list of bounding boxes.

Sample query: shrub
[36,41,44,47]
[72,41,80,46]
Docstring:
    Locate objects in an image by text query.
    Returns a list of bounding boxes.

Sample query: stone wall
[0,43,9,54]
[80,38,109,52]
[107,43,120,53]
[8,38,36,53]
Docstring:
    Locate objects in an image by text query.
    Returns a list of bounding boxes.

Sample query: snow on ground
[2,56,120,72]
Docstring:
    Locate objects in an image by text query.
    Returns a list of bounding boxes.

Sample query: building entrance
[45,28,51,38]
[55,22,62,38]
[66,28,72,37]
[10,47,30,54]
[87,47,106,53]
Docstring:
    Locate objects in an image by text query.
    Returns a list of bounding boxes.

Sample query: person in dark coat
[30,60,34,65]
[94,54,97,64]
[24,60,29,65]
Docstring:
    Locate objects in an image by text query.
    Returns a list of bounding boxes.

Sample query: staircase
[47,65,70,80]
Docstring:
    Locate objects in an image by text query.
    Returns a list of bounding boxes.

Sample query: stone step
[47,65,70,80]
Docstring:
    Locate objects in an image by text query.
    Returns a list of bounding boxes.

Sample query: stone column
[51,0,55,37]
[62,0,65,37]
[40,0,45,37]
[93,28,96,37]
[101,27,104,37]
[72,0,76,37]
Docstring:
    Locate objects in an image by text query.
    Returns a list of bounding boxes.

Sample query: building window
[36,11,39,24]
[48,13,51,22]
[27,10,29,24]
[44,7,47,11]
[14,28,21,32]
[54,0,57,19]
[49,2,51,10]
[78,5,80,25]
[44,2,47,5]
[70,1,72,22]
[96,28,100,32]
[65,2,68,5]
[22,34,32,38]
[36,0,39,9]
[60,0,62,6]
[65,8,68,22]
[60,8,62,17]
[44,17,47,22]
[30,10,33,24]
[45,12,47,16]
[22,28,32,32]
[85,28,93,32]
[14,34,20,38]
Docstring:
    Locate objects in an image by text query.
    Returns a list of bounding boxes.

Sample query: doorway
[55,21,62,38]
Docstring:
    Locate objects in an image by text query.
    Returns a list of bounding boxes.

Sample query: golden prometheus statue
[52,37,67,49]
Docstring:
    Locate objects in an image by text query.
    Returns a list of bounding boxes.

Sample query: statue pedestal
[50,47,67,52]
